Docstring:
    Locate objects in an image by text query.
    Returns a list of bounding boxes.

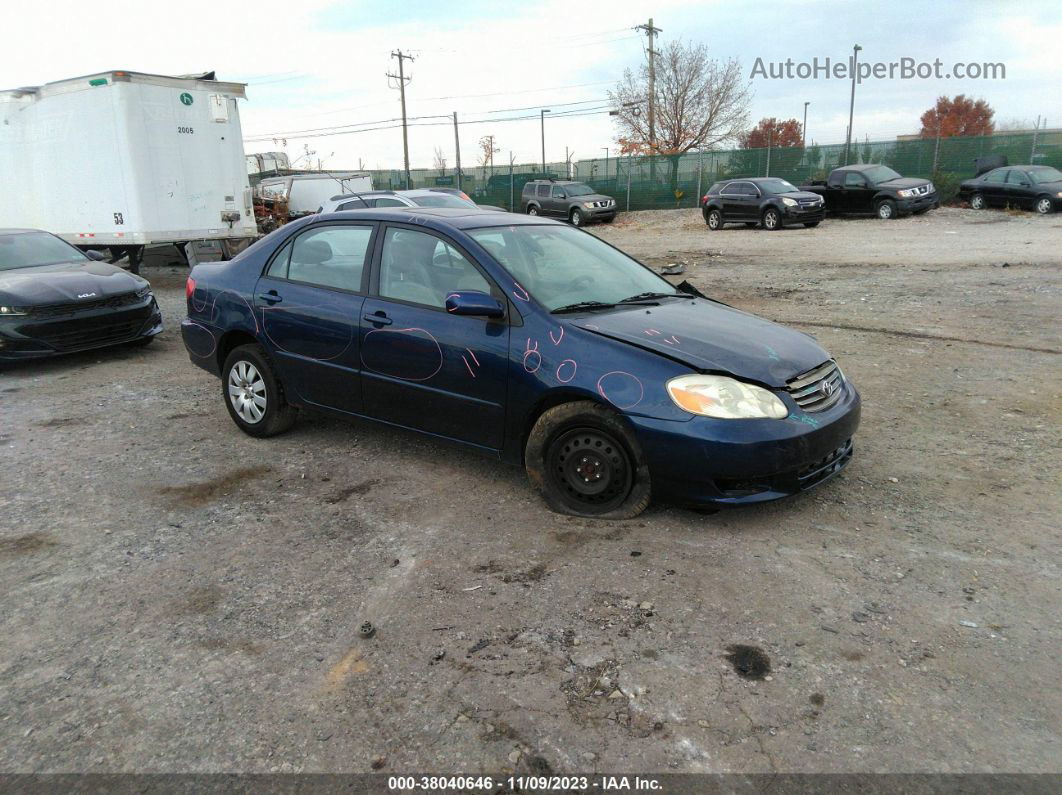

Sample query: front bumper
[896,191,938,214]
[0,297,162,362]
[781,204,826,225]
[631,383,861,507]
[582,204,617,222]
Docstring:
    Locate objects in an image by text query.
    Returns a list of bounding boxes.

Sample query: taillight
[460,192,471,201]
[702,195,709,204]
[186,277,196,300]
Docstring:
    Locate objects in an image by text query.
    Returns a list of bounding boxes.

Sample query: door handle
[364,312,392,326]
[260,290,283,305]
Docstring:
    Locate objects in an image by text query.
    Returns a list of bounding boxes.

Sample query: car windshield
[468,224,678,312]
[759,179,799,194]
[862,166,902,184]
[1028,166,1062,184]
[563,184,595,197]
[410,193,476,208]
[0,231,88,270]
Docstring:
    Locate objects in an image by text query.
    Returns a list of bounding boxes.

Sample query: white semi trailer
[0,70,258,273]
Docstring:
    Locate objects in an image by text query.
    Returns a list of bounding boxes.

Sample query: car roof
[321,206,562,230]
[0,228,46,235]
[833,164,881,172]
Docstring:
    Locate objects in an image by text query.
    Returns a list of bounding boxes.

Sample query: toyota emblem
[821,380,835,398]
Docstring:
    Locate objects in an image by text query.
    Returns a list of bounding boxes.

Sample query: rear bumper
[631,383,861,507]
[181,317,222,376]
[0,298,162,362]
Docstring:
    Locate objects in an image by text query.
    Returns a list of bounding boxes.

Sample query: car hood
[878,177,932,189]
[1033,179,1062,191]
[0,261,147,307]
[571,298,830,388]
[572,193,614,203]
[778,190,825,201]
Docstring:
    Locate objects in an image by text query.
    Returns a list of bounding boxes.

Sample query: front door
[254,222,374,414]
[842,171,872,212]
[359,224,510,450]
[548,185,567,217]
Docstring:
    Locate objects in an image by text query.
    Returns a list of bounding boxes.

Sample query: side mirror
[84,249,107,261]
[445,290,505,318]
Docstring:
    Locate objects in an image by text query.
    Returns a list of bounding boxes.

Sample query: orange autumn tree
[738,117,804,149]
[919,95,995,138]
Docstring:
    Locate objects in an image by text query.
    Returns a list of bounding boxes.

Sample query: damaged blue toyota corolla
[181,208,860,518]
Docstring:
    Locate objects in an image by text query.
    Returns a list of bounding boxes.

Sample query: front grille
[787,360,844,412]
[590,199,614,208]
[30,291,143,319]
[21,306,152,351]
[798,439,854,488]
[798,197,823,207]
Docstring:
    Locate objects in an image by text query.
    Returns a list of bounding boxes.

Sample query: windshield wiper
[618,291,695,303]
[550,300,618,314]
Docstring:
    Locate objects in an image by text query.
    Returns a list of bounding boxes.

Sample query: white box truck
[0,70,258,273]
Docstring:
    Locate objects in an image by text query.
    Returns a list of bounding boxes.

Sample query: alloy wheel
[1036,198,1052,214]
[228,360,267,424]
[971,194,985,210]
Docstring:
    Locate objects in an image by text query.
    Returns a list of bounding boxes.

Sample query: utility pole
[453,112,462,192]
[844,43,861,166]
[486,135,496,177]
[802,101,810,147]
[766,129,772,177]
[603,147,609,184]
[540,109,550,173]
[635,18,662,155]
[1031,115,1043,161]
[387,49,414,189]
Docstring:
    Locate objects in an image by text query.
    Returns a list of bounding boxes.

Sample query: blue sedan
[181,208,860,518]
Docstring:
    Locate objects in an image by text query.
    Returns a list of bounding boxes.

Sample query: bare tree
[433,146,448,176]
[610,39,751,186]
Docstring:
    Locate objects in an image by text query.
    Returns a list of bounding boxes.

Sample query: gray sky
[5,0,1060,170]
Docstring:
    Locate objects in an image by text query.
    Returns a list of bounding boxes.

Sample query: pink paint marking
[644,328,661,336]
[523,350,542,374]
[462,356,476,378]
[512,282,530,302]
[549,326,564,346]
[466,348,479,366]
[663,335,680,345]
[596,370,645,410]
[556,359,577,383]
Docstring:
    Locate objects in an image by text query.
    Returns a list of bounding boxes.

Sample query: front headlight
[135,286,153,300]
[583,201,595,208]
[667,374,789,419]
[926,182,935,193]
[1055,191,1062,198]
[897,188,914,198]
[0,306,29,316]
[781,197,798,207]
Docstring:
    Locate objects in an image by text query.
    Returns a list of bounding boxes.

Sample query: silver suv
[521,180,616,226]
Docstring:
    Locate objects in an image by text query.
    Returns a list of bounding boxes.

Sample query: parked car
[0,229,161,363]
[701,178,826,231]
[318,189,505,214]
[521,179,616,226]
[427,187,507,212]
[181,207,860,518]
[802,165,938,219]
[958,165,1062,214]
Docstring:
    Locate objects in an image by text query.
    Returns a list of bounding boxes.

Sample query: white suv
[317,189,505,214]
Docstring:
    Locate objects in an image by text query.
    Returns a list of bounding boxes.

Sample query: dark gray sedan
[0,229,162,363]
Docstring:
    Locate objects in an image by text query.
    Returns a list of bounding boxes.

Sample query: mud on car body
[182,208,860,518]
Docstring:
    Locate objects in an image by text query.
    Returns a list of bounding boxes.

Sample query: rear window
[706,182,723,194]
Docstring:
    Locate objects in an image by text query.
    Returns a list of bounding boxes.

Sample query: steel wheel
[1036,197,1053,215]
[228,360,267,424]
[970,193,985,210]
[547,427,632,513]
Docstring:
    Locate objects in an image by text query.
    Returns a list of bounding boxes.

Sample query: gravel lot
[1,207,1059,774]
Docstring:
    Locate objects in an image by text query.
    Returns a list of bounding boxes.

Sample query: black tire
[526,205,539,216]
[969,193,986,210]
[525,401,651,519]
[803,221,820,228]
[569,208,585,226]
[762,207,782,230]
[222,344,296,438]
[876,199,897,220]
[706,209,723,230]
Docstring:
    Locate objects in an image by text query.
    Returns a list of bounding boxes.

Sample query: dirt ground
[0,207,1059,775]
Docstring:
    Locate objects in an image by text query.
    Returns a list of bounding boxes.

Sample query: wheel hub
[547,428,632,509]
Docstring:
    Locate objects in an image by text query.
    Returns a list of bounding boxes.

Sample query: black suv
[701,177,826,230]
[522,180,616,226]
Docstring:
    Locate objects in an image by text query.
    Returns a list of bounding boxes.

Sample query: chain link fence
[362,131,1061,212]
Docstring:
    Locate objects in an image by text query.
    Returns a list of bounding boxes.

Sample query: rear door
[980,169,1009,205]
[358,224,510,449]
[1005,169,1034,208]
[254,222,375,414]
[843,171,872,212]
